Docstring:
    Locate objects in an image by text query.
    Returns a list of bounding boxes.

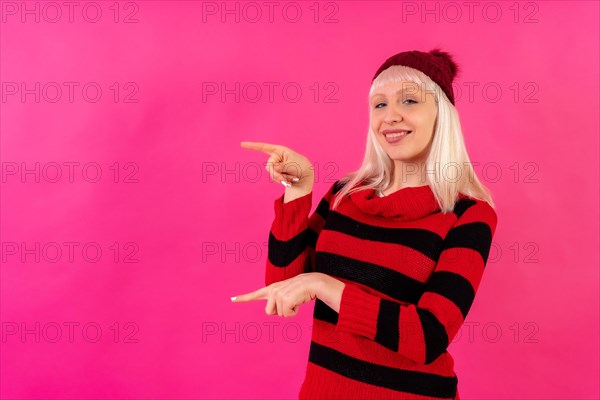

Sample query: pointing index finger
[231,286,268,302]
[240,141,280,155]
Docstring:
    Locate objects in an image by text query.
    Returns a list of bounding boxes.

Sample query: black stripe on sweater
[442,221,494,265]
[268,230,311,267]
[417,308,450,365]
[316,252,425,304]
[268,187,334,268]
[314,298,338,325]
[315,196,331,221]
[375,299,401,352]
[324,211,444,261]
[306,228,318,250]
[308,341,457,398]
[452,198,476,218]
[425,271,475,320]
[332,179,345,194]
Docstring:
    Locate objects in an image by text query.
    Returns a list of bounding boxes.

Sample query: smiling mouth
[384,131,412,138]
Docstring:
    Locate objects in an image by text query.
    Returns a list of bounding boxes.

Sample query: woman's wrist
[283,187,312,203]
[313,273,345,313]
[283,175,314,203]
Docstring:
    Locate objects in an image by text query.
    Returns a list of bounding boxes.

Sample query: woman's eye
[374,99,416,108]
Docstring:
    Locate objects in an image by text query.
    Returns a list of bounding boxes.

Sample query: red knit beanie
[372,48,460,105]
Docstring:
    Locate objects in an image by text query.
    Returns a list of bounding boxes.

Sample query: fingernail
[281,180,291,188]
[292,177,300,182]
[231,296,237,302]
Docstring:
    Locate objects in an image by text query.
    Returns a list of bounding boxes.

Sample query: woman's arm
[266,180,339,286]
[315,199,498,365]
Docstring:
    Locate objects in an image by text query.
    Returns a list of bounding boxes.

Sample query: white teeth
[385,132,410,138]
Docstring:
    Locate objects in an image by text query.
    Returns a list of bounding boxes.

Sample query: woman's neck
[386,161,428,193]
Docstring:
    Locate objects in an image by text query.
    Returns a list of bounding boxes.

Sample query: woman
[233,48,498,400]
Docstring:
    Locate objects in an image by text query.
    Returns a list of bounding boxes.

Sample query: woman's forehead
[371,81,423,98]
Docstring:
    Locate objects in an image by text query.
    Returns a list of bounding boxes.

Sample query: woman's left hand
[231,273,327,317]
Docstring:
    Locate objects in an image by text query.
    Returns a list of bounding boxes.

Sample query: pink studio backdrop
[1,1,598,399]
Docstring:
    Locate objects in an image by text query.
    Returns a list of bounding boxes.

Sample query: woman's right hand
[240,141,315,192]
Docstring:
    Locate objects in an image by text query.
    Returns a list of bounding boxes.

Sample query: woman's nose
[383,105,403,123]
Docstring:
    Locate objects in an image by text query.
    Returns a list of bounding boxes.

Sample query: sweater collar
[349,184,441,220]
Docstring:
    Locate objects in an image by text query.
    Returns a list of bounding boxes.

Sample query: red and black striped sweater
[267,179,498,400]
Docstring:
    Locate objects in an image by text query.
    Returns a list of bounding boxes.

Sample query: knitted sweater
[267,179,498,400]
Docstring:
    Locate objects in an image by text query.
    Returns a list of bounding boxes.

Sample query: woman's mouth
[384,131,412,143]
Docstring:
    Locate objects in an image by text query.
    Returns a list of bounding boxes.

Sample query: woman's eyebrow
[370,87,422,100]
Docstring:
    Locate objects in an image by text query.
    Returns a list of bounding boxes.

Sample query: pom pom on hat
[372,48,460,105]
[428,47,460,81]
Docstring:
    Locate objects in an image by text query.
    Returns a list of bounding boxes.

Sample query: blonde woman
[234,48,497,400]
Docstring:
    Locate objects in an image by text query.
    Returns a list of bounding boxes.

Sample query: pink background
[1,1,598,399]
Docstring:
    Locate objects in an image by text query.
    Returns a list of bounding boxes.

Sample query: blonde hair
[331,65,495,213]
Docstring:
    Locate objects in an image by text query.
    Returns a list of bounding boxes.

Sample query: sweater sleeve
[334,199,498,365]
[266,180,339,286]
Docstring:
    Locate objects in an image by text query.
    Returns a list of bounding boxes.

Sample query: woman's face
[370,80,438,167]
